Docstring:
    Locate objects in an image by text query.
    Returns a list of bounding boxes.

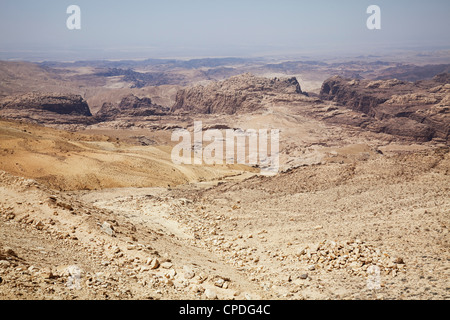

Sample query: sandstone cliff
[171,73,310,115]
[319,74,450,142]
[0,93,92,116]
[0,93,94,125]
[96,94,169,121]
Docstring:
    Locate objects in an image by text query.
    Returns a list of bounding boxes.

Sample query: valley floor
[0,128,448,299]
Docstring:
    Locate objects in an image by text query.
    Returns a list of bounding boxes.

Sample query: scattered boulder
[298,239,407,277]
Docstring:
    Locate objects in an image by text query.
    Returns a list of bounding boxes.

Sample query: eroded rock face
[96,94,169,121]
[320,74,450,142]
[0,93,95,126]
[171,73,308,115]
[0,93,92,116]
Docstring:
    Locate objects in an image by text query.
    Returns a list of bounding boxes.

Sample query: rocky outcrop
[96,94,169,121]
[171,73,310,115]
[320,74,450,142]
[0,93,92,116]
[0,93,95,125]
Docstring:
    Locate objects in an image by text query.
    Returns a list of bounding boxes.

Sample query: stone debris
[297,240,406,277]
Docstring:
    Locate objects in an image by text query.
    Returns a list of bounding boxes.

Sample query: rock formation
[171,73,309,115]
[0,93,94,125]
[320,74,450,142]
[0,93,92,116]
[96,94,169,121]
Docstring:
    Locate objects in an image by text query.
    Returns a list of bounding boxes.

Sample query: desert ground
[0,56,449,300]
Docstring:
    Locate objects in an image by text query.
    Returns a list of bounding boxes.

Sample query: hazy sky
[0,0,449,60]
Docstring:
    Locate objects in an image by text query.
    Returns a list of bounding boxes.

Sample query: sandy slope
[0,119,253,191]
[0,116,448,300]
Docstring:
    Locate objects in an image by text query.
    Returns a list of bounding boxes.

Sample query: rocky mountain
[319,74,450,142]
[0,93,95,125]
[96,94,169,121]
[0,93,92,116]
[375,64,450,82]
[171,73,310,115]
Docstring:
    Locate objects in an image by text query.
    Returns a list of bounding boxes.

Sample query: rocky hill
[96,94,169,121]
[375,64,450,82]
[319,74,450,143]
[0,93,91,116]
[171,73,311,115]
[0,93,95,125]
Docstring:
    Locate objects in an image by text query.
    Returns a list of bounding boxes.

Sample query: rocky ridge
[96,94,170,121]
[0,93,92,116]
[0,93,95,126]
[171,73,312,115]
[319,74,450,142]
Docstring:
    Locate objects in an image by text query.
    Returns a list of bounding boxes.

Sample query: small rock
[307,265,316,271]
[28,265,39,273]
[35,221,45,230]
[101,222,115,237]
[184,271,195,280]
[394,257,405,265]
[40,267,54,279]
[167,269,177,278]
[190,284,204,293]
[214,278,225,288]
[164,279,174,286]
[205,288,217,300]
[4,247,17,257]
[147,258,160,270]
[140,266,150,272]
[0,260,11,268]
[161,262,173,269]
[299,274,308,280]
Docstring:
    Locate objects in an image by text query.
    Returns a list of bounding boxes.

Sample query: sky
[0,0,449,60]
